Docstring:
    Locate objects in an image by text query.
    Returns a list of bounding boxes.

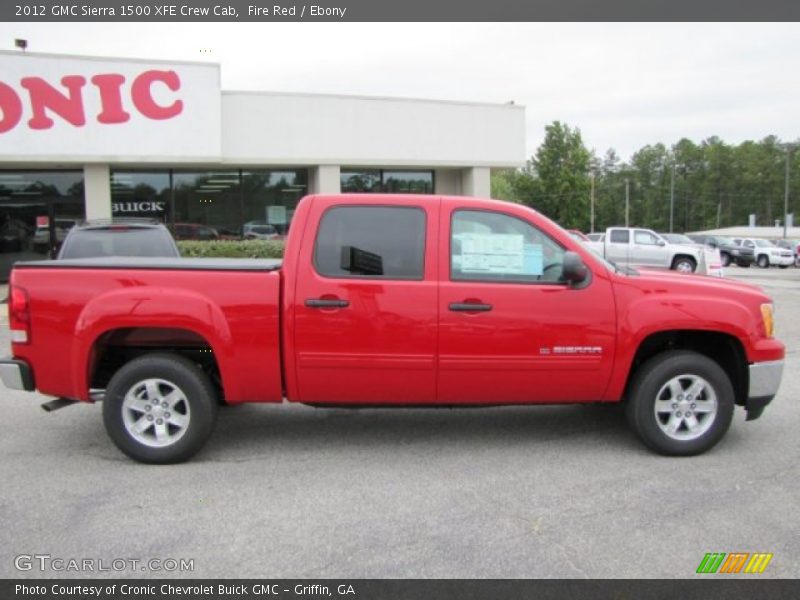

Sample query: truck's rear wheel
[671,256,696,273]
[103,353,218,464]
[625,351,734,456]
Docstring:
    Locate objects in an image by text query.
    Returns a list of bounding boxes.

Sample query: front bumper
[746,360,784,420]
[770,255,794,266]
[0,358,35,391]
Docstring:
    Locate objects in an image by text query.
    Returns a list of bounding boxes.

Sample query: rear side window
[609,230,629,243]
[314,206,426,279]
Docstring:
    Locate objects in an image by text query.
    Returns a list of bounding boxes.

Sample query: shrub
[177,240,285,259]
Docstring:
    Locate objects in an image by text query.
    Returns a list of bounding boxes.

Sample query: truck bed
[10,258,284,404]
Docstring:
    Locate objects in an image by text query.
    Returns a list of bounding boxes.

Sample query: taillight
[9,285,30,344]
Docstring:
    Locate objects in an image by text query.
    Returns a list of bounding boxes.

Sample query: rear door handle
[449,302,493,312]
[305,298,350,309]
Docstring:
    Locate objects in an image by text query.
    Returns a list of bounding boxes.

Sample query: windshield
[665,234,693,244]
[59,228,179,259]
[755,239,774,248]
[715,237,734,245]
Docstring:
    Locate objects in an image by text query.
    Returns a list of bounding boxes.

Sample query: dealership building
[0,50,525,278]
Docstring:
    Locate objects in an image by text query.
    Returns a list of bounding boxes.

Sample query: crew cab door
[438,200,617,403]
[293,196,438,403]
[605,228,631,264]
[632,229,667,267]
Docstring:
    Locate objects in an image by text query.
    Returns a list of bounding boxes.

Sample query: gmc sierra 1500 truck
[0,194,785,463]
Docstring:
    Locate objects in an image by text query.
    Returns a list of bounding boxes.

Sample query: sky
[1,22,798,161]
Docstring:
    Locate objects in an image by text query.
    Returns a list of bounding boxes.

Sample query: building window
[0,170,85,279]
[110,171,170,222]
[341,169,433,194]
[383,171,434,194]
[341,170,382,193]
[241,170,307,237]
[172,170,242,240]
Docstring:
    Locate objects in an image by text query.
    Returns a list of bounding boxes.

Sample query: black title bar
[3,0,800,22]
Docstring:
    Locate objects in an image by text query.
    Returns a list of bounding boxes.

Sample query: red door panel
[437,199,617,404]
[293,196,439,404]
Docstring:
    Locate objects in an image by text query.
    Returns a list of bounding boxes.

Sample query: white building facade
[0,51,525,277]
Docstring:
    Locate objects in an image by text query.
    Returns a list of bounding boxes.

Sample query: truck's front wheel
[625,351,734,456]
[671,256,696,273]
[103,353,218,464]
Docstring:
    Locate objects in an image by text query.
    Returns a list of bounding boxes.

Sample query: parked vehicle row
[732,238,794,269]
[687,235,755,268]
[579,230,800,269]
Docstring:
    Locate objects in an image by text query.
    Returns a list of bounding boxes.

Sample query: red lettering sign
[0,69,183,133]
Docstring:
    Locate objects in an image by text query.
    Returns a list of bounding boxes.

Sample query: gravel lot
[1,266,798,579]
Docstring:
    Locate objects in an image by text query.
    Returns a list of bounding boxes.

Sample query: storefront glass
[172,171,242,239]
[0,170,85,280]
[110,171,171,222]
[341,169,434,194]
[241,170,307,236]
[110,169,309,240]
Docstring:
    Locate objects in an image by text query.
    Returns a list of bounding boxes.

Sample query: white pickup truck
[585,227,702,273]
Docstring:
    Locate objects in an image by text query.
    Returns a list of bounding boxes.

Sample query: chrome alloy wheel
[653,374,718,441]
[121,378,191,448]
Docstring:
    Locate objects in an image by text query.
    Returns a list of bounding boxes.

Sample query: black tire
[757,255,769,268]
[103,353,218,464]
[720,253,731,267]
[671,256,696,273]
[625,350,734,456]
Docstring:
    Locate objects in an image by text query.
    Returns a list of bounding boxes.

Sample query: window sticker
[454,233,543,276]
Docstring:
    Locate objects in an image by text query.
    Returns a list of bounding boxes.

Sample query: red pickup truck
[1,194,785,463]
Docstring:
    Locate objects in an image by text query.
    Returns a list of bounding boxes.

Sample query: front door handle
[449,302,493,312]
[305,298,350,309]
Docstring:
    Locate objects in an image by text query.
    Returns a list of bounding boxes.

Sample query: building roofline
[223,89,525,110]
[0,49,220,69]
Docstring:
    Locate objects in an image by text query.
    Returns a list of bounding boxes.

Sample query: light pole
[669,164,675,233]
[784,145,793,239]
[590,170,596,233]
[625,178,630,227]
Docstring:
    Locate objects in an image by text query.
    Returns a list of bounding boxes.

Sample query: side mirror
[657,240,666,247]
[562,251,588,285]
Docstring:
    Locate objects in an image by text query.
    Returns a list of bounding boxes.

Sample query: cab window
[314,206,426,279]
[451,210,565,283]
[609,230,630,244]
[634,230,660,245]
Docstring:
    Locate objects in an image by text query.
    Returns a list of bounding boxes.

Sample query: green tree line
[492,121,800,233]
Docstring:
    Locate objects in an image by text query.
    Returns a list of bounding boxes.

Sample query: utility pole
[590,170,596,233]
[669,165,675,233]
[784,146,792,239]
[625,178,630,227]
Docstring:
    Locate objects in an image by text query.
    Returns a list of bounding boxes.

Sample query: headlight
[761,303,775,338]
[732,249,740,255]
